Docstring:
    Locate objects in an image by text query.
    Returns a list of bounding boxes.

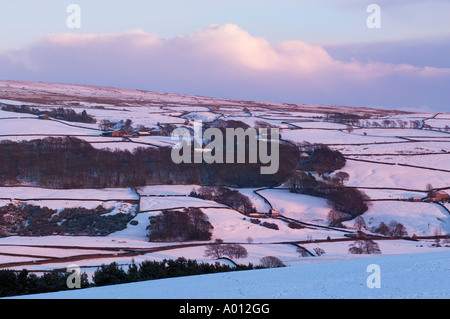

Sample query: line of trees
[290,171,370,220]
[0,257,263,297]
[0,268,89,297]
[94,258,261,286]
[288,143,369,222]
[2,104,96,124]
[324,112,362,125]
[374,220,408,237]
[322,111,448,132]
[0,136,300,188]
[190,186,257,214]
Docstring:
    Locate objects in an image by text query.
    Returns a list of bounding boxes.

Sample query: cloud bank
[1,24,449,111]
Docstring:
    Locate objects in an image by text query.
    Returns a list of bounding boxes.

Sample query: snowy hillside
[12,250,450,299]
[0,80,449,299]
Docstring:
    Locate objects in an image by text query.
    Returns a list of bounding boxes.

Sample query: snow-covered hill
[0,80,449,299]
[11,251,450,299]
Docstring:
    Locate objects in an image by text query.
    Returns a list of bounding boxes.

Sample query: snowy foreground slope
[14,251,450,299]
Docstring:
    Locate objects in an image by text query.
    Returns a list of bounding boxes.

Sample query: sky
[0,0,449,112]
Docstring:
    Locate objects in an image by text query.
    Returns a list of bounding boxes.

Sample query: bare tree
[389,220,408,237]
[410,120,420,129]
[204,239,248,259]
[297,246,309,257]
[204,239,224,259]
[260,256,285,268]
[313,247,325,256]
[433,228,442,245]
[223,243,248,259]
[346,125,354,133]
[375,222,390,236]
[348,239,381,254]
[354,216,366,230]
[327,209,347,226]
[333,171,350,185]
[382,119,391,128]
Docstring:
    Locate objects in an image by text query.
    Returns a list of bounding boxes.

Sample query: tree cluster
[99,119,134,132]
[297,144,346,175]
[0,203,134,237]
[2,104,96,123]
[190,186,257,214]
[0,268,89,297]
[374,220,408,237]
[204,239,249,259]
[348,239,381,254]
[93,258,259,287]
[0,136,300,188]
[0,258,262,297]
[290,171,369,219]
[260,221,279,230]
[259,256,285,268]
[324,112,362,125]
[326,187,370,219]
[147,208,213,242]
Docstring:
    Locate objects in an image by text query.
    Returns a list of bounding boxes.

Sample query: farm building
[150,128,164,136]
[248,212,267,218]
[269,209,280,217]
[102,128,134,137]
[102,131,119,137]
[426,190,450,203]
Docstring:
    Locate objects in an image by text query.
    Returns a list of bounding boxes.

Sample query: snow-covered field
[343,201,450,236]
[343,160,450,189]
[0,80,449,299]
[259,189,331,226]
[11,250,450,299]
[0,187,139,200]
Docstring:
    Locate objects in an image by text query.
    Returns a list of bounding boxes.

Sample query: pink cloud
[1,24,449,110]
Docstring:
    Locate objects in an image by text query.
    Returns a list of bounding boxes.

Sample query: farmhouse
[101,131,118,137]
[426,190,450,203]
[38,114,49,120]
[102,128,134,138]
[269,209,280,217]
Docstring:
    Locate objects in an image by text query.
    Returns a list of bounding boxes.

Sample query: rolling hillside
[0,80,449,299]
